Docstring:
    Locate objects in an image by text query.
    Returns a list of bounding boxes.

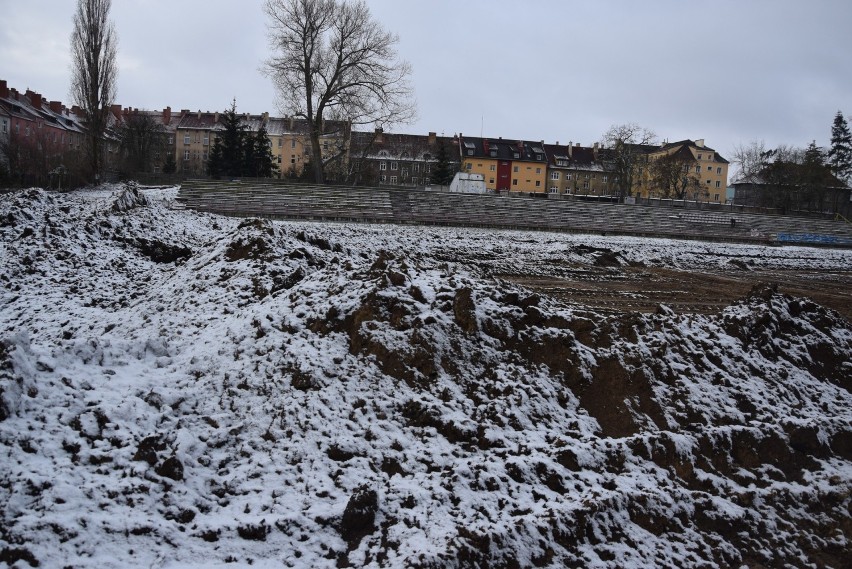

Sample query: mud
[502,266,852,320]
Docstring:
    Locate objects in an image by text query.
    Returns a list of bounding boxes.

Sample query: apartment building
[639,139,730,202]
[543,142,612,195]
[459,135,549,193]
[350,129,458,186]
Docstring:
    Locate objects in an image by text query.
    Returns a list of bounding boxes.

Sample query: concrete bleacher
[177,180,852,248]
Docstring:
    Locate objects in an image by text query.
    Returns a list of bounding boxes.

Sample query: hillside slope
[1,186,851,568]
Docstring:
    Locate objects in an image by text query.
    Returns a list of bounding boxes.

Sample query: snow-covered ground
[1,185,851,568]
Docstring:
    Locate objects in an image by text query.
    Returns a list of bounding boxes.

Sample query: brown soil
[501,266,852,320]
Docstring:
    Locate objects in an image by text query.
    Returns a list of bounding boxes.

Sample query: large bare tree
[263,0,415,183]
[70,0,118,183]
[602,123,656,200]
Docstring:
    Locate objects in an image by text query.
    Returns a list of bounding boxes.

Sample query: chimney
[375,127,383,144]
[10,88,19,100]
[0,80,7,98]
[428,131,436,145]
[181,109,189,114]
[49,101,62,114]
[27,90,43,108]
[71,105,83,116]
[695,139,705,148]
[289,116,294,130]
[197,111,202,119]
[110,104,121,118]
[163,106,171,125]
[214,112,219,122]
[262,111,269,122]
[568,143,572,158]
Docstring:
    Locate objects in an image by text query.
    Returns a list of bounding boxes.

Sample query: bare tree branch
[262,0,415,183]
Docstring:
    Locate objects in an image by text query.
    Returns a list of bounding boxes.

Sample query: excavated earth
[0,185,851,568]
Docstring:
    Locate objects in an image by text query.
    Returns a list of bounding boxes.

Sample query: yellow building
[458,135,548,193]
[639,139,730,202]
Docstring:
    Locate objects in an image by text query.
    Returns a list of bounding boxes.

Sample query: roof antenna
[480,115,484,138]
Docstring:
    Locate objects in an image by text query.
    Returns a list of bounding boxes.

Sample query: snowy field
[1,185,851,568]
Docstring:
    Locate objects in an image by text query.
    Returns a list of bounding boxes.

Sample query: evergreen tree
[208,100,247,178]
[245,123,277,178]
[430,139,454,186]
[827,111,852,184]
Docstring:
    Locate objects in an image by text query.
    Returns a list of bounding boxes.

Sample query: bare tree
[602,123,656,200]
[649,153,702,199]
[117,112,166,175]
[731,140,767,182]
[70,0,118,183]
[263,0,415,183]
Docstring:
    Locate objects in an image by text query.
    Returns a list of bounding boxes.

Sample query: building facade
[350,129,458,187]
[458,136,549,193]
[639,139,730,202]
[543,142,612,195]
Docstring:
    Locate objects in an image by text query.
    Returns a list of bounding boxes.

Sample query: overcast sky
[2,0,851,164]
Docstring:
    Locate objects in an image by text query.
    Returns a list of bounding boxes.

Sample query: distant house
[458,135,549,193]
[543,142,611,195]
[730,169,850,216]
[639,139,730,202]
[349,129,458,187]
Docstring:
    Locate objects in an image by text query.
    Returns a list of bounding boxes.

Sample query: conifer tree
[430,139,454,187]
[827,111,852,184]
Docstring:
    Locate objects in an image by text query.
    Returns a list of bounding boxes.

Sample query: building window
[551,171,560,180]
[535,180,541,187]
[380,162,387,171]
[291,139,296,148]
[602,175,608,182]
[277,138,282,147]
[714,193,720,201]
[467,150,474,156]
[391,162,398,170]
[549,187,558,193]
[277,156,282,163]
[513,165,519,173]
[168,136,174,144]
[184,134,190,144]
[390,176,397,184]
[584,173,590,179]
[695,165,701,174]
[425,165,431,173]
[412,177,418,185]
[706,180,711,184]
[413,164,420,173]
[203,135,209,146]
[536,167,541,174]
[291,155,296,164]
[707,166,712,171]
[566,173,572,180]
[489,178,495,184]
[423,177,430,185]
[203,151,208,160]
[380,175,386,182]
[184,150,190,160]
[697,154,702,160]
[715,180,721,188]
[466,163,472,170]
[717,167,722,174]
[583,181,589,190]
[536,154,542,161]
[489,164,496,171]
[512,179,518,186]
